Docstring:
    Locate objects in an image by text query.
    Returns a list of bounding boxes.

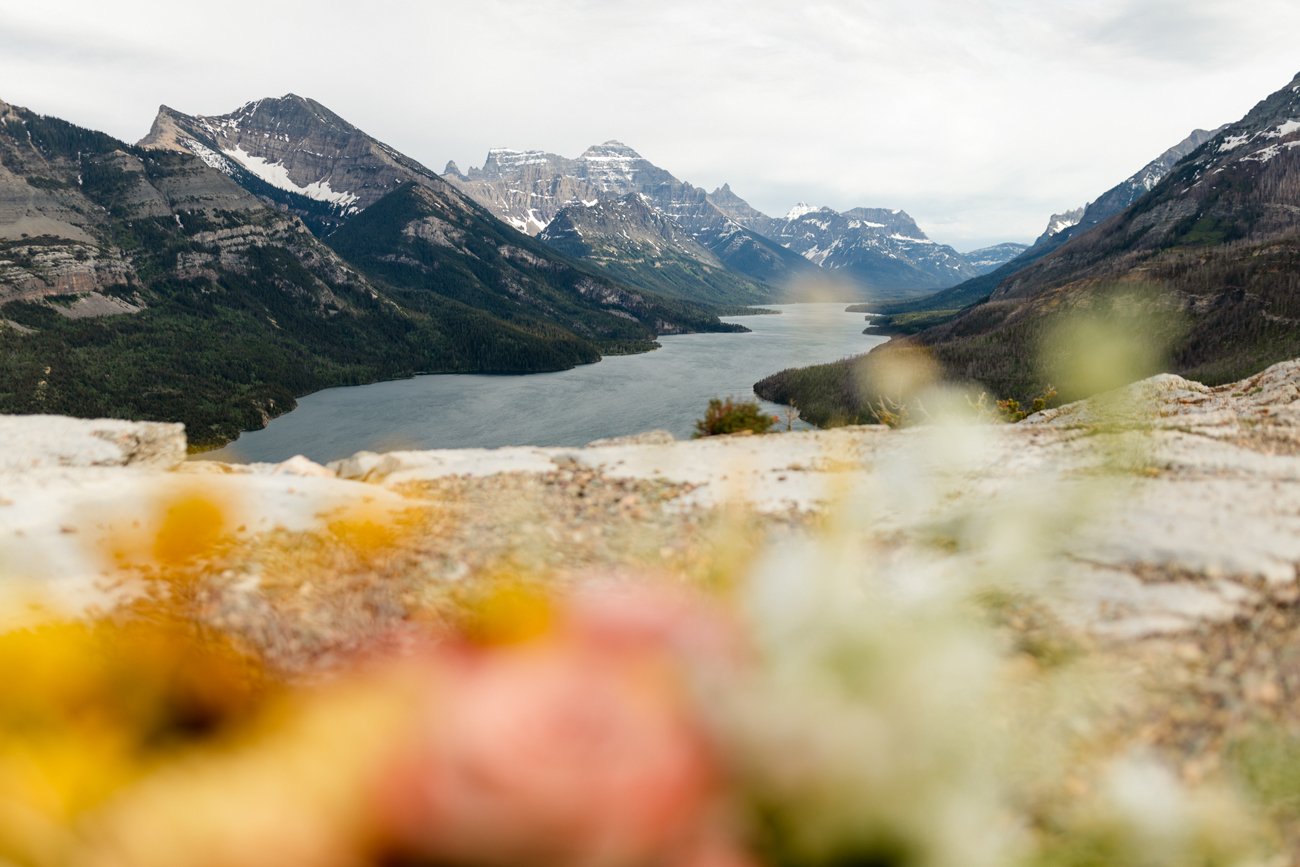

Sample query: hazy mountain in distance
[538,194,774,306]
[446,141,818,299]
[709,184,1002,300]
[961,242,1031,271]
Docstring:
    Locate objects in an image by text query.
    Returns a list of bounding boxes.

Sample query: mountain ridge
[759,70,1300,422]
[0,95,740,447]
[862,126,1228,324]
[446,140,820,301]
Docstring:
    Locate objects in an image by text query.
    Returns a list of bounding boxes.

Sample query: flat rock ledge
[1,360,1298,644]
[0,414,186,472]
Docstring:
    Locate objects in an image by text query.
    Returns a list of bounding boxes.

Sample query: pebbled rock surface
[3,362,1300,800]
[1,360,1298,648]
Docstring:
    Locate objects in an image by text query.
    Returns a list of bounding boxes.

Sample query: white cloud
[0,0,1297,248]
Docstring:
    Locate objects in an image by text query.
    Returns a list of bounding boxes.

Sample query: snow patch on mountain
[1219,133,1252,152]
[785,203,821,220]
[182,138,234,174]
[506,209,551,234]
[1242,140,1300,164]
[1266,120,1300,139]
[221,145,359,208]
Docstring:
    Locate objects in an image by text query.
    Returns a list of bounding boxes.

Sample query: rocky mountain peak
[1039,207,1084,240]
[443,160,465,179]
[841,207,924,236]
[706,183,772,226]
[217,94,359,139]
[444,139,815,290]
[136,95,461,230]
[581,140,642,158]
[138,104,192,152]
[785,203,824,220]
[479,148,560,175]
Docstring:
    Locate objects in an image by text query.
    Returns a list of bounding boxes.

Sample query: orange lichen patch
[453,575,557,646]
[322,502,425,564]
[96,485,238,576]
[152,494,228,568]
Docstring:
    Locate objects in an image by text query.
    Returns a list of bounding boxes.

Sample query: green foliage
[866,308,964,336]
[79,156,141,212]
[755,356,877,429]
[8,108,121,159]
[1227,729,1300,822]
[693,398,778,438]
[996,386,1059,422]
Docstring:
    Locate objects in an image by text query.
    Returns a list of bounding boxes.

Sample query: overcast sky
[1,0,1298,250]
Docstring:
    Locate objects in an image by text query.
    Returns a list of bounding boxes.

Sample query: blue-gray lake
[206,303,884,464]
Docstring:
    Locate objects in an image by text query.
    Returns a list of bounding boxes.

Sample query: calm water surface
[207,303,885,464]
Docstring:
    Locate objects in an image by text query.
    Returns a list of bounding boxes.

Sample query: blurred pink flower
[373,585,749,867]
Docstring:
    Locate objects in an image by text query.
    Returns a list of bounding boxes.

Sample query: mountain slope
[537,194,773,306]
[907,72,1300,399]
[327,183,742,348]
[446,142,817,300]
[870,127,1223,322]
[139,96,440,234]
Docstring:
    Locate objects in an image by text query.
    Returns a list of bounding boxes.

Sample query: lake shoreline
[207,304,887,464]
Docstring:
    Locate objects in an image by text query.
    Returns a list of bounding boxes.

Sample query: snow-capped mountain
[1036,208,1085,244]
[445,141,682,235]
[1031,127,1223,250]
[445,142,816,295]
[137,96,734,347]
[711,192,986,297]
[140,96,452,233]
[709,185,1027,296]
[961,242,1031,271]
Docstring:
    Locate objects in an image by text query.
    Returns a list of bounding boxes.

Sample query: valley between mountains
[5,71,1300,448]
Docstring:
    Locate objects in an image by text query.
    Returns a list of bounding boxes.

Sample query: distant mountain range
[708,192,1026,295]
[445,141,818,303]
[0,95,741,446]
[758,71,1300,423]
[447,143,1025,303]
